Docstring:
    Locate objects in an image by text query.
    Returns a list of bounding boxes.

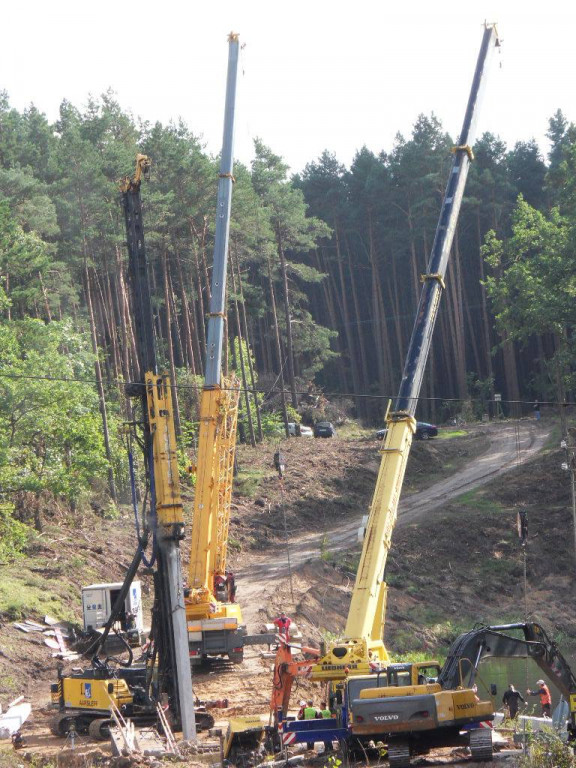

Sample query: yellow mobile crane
[184,33,246,665]
[311,21,500,684]
[274,23,501,767]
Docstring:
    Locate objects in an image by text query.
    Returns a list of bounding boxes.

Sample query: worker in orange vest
[526,679,551,717]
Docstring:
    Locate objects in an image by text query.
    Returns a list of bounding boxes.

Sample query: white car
[288,422,313,437]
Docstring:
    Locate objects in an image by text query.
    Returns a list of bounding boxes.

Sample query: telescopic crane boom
[309,22,500,678]
[185,33,246,664]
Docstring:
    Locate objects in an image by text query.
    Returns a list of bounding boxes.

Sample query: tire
[419,430,430,440]
[88,718,111,741]
[228,651,243,665]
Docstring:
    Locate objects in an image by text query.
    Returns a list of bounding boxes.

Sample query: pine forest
[1,90,576,521]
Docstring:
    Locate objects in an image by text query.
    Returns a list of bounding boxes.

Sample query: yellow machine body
[311,415,415,680]
[223,715,267,759]
[186,377,243,630]
[58,677,132,712]
[145,373,185,537]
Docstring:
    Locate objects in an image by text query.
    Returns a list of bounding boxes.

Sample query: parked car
[376,421,438,441]
[313,421,336,438]
[287,422,314,437]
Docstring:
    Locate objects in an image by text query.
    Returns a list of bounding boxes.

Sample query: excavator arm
[439,622,576,699]
[270,639,321,724]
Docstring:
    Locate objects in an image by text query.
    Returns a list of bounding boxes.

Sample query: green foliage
[0,503,28,562]
[483,197,576,395]
[0,319,122,506]
[518,729,576,768]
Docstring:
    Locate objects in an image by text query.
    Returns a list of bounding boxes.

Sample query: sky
[2,1,575,174]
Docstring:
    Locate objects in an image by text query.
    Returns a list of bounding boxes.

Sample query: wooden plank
[54,628,67,654]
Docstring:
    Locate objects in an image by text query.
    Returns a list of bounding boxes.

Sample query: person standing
[502,683,524,719]
[533,400,541,421]
[273,611,292,640]
[320,701,333,753]
[303,700,320,750]
[527,680,551,717]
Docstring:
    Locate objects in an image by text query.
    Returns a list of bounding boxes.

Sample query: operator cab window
[391,670,412,687]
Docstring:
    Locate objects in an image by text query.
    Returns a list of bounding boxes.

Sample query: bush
[0,503,29,562]
[518,728,576,768]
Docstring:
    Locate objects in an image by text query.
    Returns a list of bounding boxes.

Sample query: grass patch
[337,423,374,440]
[234,468,267,498]
[228,536,241,552]
[455,488,507,513]
[0,569,75,622]
[438,429,468,439]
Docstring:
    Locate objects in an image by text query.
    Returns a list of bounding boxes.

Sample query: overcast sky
[2,1,574,174]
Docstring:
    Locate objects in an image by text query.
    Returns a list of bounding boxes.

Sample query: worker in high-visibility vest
[303,700,319,751]
[320,701,332,753]
[303,700,319,719]
[526,680,552,717]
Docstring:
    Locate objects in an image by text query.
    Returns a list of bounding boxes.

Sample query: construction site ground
[1,416,574,767]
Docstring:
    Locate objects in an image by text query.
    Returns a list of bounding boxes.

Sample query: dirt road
[236,420,549,628]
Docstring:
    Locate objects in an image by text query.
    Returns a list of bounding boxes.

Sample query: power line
[0,370,568,408]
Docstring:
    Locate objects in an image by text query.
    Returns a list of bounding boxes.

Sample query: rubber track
[388,741,411,768]
[469,728,493,762]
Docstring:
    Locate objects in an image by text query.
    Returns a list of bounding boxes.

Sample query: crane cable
[514,409,529,621]
[514,405,530,701]
[278,474,295,604]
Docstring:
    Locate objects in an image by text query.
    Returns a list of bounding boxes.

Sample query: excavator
[269,23,506,766]
[346,623,576,760]
[184,32,247,665]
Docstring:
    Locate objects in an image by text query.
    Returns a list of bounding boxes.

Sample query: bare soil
[0,418,571,767]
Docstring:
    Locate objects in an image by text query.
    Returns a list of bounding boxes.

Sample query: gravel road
[236,420,549,626]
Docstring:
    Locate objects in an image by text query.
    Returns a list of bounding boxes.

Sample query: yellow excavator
[184,32,246,665]
[273,24,503,767]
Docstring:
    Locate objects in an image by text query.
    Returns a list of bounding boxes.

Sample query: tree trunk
[233,249,263,442]
[267,258,290,436]
[334,225,364,416]
[174,248,198,376]
[346,240,370,398]
[162,251,182,436]
[275,228,298,409]
[84,264,117,503]
[231,264,256,447]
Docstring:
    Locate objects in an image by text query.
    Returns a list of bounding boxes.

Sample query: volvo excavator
[346,623,576,761]
[270,23,507,766]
